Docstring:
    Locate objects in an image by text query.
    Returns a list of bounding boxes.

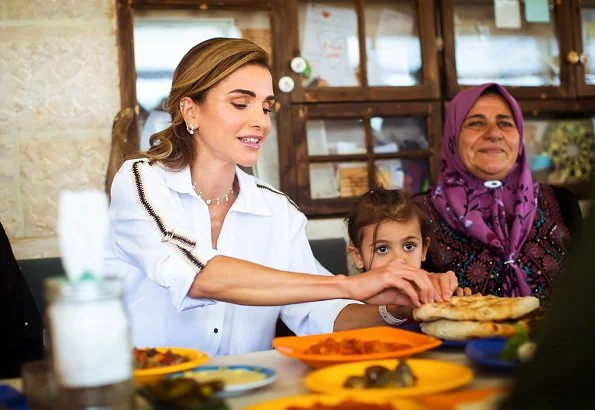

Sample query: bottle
[45,277,133,410]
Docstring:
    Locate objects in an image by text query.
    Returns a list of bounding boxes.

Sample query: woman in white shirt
[105,37,457,355]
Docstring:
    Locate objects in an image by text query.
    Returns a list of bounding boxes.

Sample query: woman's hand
[428,270,458,302]
[346,261,436,307]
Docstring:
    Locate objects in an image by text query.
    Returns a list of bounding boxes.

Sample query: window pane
[453,1,559,86]
[375,159,429,193]
[307,119,366,156]
[310,162,368,199]
[299,1,361,87]
[371,116,428,154]
[581,7,595,85]
[525,117,595,184]
[364,0,422,86]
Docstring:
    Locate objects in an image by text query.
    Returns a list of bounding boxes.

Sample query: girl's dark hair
[346,188,430,264]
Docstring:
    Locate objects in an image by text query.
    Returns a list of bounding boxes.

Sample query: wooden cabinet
[116,0,594,218]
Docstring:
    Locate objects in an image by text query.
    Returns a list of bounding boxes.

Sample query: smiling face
[457,92,521,181]
[349,217,429,272]
[183,64,275,167]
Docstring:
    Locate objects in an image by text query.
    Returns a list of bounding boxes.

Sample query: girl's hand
[454,287,473,297]
[347,261,436,307]
[428,270,458,302]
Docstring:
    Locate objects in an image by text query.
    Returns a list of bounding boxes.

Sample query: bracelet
[379,305,408,326]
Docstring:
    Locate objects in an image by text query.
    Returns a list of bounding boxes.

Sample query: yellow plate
[273,326,441,368]
[304,358,473,398]
[422,387,509,410]
[244,394,427,410]
[133,347,209,384]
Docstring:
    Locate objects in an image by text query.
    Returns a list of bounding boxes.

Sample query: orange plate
[133,347,209,384]
[422,387,509,410]
[272,326,442,368]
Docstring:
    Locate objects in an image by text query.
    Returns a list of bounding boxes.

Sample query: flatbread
[413,295,540,322]
[420,319,529,341]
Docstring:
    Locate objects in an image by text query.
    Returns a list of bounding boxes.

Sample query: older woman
[417,83,582,302]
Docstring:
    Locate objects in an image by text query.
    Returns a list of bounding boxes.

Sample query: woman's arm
[110,160,440,309]
[190,256,440,307]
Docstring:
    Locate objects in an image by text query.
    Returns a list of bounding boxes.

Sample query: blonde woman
[105,38,457,355]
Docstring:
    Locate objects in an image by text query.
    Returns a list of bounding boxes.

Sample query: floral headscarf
[431,83,539,296]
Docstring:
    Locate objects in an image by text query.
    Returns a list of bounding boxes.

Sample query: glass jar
[44,277,133,410]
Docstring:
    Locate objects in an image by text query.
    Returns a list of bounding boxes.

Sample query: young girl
[347,188,430,273]
[347,188,468,309]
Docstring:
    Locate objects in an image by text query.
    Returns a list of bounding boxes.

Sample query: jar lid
[44,277,123,303]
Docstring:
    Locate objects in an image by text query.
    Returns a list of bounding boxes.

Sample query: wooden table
[4,347,513,409]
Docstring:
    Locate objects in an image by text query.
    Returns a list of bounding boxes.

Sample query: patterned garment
[417,184,571,303]
[431,83,538,297]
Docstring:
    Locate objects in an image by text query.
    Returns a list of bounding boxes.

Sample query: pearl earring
[186,123,195,134]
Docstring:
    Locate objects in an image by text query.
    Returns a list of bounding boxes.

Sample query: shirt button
[214,328,219,334]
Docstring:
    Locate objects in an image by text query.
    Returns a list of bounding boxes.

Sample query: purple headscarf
[431,83,539,297]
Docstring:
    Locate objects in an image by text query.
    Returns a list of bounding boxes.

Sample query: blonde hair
[130,37,270,170]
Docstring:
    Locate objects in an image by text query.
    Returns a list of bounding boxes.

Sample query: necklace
[191,180,234,206]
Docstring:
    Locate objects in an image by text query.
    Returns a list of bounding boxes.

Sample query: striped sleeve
[110,160,219,311]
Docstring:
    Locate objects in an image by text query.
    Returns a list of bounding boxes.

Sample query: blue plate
[171,365,277,397]
[399,322,468,347]
[465,338,518,369]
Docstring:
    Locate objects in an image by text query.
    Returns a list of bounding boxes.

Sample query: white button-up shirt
[105,159,355,356]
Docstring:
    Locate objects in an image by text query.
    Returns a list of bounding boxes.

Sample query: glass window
[306,118,366,156]
[375,158,429,193]
[364,0,422,86]
[299,1,361,87]
[310,161,369,199]
[525,117,595,183]
[371,116,427,154]
[453,1,559,86]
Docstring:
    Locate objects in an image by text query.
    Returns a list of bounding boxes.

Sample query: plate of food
[137,377,229,410]
[304,358,473,398]
[465,339,517,369]
[172,365,277,397]
[272,326,441,368]
[413,294,541,343]
[133,347,209,384]
[243,394,426,410]
[465,325,537,369]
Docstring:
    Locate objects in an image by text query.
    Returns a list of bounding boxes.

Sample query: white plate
[173,364,277,397]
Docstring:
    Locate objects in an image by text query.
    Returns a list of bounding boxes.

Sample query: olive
[343,375,368,388]
[364,365,389,382]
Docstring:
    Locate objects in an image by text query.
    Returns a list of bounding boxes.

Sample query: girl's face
[349,218,429,271]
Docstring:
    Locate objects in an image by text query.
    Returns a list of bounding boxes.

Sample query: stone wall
[0,0,120,259]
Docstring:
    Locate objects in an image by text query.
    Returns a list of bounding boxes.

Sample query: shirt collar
[233,167,272,217]
[164,165,272,217]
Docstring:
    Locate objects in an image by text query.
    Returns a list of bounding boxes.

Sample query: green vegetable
[500,324,529,361]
